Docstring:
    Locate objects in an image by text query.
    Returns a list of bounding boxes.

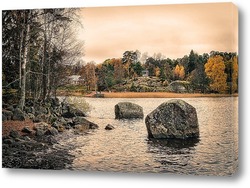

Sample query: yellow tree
[173,64,180,80]
[173,65,185,80]
[205,55,227,93]
[155,67,161,77]
[179,66,185,80]
[232,56,238,93]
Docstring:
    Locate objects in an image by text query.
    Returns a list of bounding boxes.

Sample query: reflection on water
[57,97,238,176]
[147,138,200,149]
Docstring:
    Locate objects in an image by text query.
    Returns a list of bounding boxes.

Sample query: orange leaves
[205,55,227,93]
[232,56,238,93]
[173,65,185,80]
[155,67,161,77]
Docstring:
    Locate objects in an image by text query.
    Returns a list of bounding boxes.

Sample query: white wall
[0,0,249,188]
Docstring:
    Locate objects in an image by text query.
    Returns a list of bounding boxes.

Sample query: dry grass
[57,90,86,97]
[2,120,35,136]
[102,92,238,98]
[57,90,238,98]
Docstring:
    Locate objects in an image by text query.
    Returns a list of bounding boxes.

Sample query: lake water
[57,97,238,176]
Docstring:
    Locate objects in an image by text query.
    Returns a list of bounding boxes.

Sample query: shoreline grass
[102,92,238,98]
[57,90,238,98]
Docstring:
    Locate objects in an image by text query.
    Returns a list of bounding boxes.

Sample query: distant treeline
[69,50,238,94]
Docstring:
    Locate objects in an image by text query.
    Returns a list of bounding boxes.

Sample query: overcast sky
[78,2,238,63]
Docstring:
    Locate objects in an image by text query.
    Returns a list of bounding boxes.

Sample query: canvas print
[2,3,238,176]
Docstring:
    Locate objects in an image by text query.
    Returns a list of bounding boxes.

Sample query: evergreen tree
[188,50,196,74]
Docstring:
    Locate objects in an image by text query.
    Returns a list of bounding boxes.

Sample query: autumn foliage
[232,56,238,93]
[205,55,227,93]
[66,50,238,94]
[173,65,185,80]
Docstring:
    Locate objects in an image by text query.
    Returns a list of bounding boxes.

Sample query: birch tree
[19,10,31,110]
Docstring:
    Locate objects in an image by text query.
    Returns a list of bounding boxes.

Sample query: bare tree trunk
[36,77,41,100]
[47,59,51,98]
[26,55,31,98]
[46,19,54,99]
[19,11,30,110]
[42,37,47,101]
[42,11,47,101]
[19,22,24,89]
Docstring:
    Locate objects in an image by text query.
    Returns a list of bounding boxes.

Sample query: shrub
[65,97,91,114]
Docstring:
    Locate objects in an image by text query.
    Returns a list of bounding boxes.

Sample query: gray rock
[35,129,45,136]
[58,117,67,125]
[105,124,115,130]
[52,97,60,106]
[64,118,74,127]
[89,123,99,129]
[73,108,86,117]
[61,111,75,118]
[12,108,25,121]
[3,138,14,145]
[26,106,35,114]
[74,124,90,132]
[57,126,65,132]
[6,105,14,112]
[51,121,64,132]
[64,124,71,130]
[21,127,32,134]
[45,127,59,136]
[62,105,86,118]
[2,114,7,121]
[34,122,47,136]
[33,122,49,132]
[27,113,35,120]
[115,102,143,119]
[167,81,193,93]
[49,115,59,124]
[36,106,48,115]
[50,127,59,135]
[9,130,20,138]
[51,121,60,129]
[145,99,199,139]
[33,114,49,123]
[2,109,13,121]
[23,136,32,141]
[51,106,62,116]
[73,117,99,129]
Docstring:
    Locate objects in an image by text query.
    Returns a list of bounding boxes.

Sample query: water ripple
[57,97,238,176]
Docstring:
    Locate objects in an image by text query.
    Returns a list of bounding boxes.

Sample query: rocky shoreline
[2,97,98,169]
[2,97,201,169]
[2,131,73,169]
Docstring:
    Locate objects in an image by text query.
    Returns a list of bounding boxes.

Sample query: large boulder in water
[115,102,143,119]
[145,99,199,139]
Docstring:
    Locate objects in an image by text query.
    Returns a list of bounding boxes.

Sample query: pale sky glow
[78,2,238,63]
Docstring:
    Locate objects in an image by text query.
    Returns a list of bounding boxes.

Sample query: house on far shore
[142,70,149,77]
[67,75,84,85]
